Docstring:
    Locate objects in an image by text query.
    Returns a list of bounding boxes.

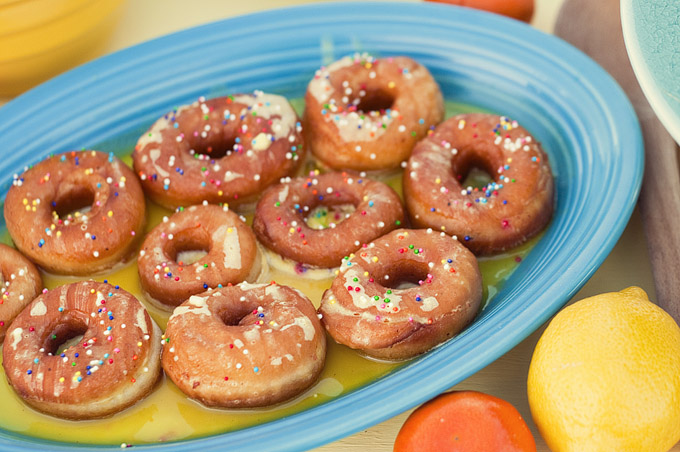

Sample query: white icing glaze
[135,308,149,334]
[169,295,210,321]
[137,122,165,150]
[212,225,242,270]
[308,56,355,103]
[95,290,106,306]
[336,110,397,142]
[53,380,64,397]
[232,92,297,140]
[323,294,431,325]
[239,282,268,291]
[243,327,261,343]
[223,171,244,182]
[278,184,290,203]
[251,133,273,151]
[9,328,23,350]
[149,149,170,178]
[280,316,315,341]
[264,284,282,298]
[29,301,46,317]
[342,266,405,312]
[137,104,192,150]
[419,296,439,312]
[58,290,67,311]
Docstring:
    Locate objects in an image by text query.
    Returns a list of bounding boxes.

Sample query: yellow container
[0,0,126,98]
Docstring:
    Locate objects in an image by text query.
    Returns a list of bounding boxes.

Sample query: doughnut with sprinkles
[253,171,405,272]
[4,150,146,275]
[319,229,482,360]
[137,203,266,309]
[303,53,444,172]
[132,91,305,210]
[2,281,162,420]
[162,282,326,407]
[403,113,554,255]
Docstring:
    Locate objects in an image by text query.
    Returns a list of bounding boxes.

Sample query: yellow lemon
[527,287,680,452]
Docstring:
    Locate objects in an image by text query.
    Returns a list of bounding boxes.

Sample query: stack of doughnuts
[0,53,554,422]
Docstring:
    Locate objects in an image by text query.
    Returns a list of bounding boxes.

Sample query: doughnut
[2,281,162,420]
[4,150,146,275]
[403,113,554,255]
[137,204,266,309]
[0,244,43,342]
[319,229,482,360]
[303,53,444,172]
[162,282,326,407]
[132,91,305,210]
[252,171,405,271]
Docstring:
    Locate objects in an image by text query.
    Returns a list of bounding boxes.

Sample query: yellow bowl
[0,0,126,98]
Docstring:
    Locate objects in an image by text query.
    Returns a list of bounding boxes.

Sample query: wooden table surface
[4,0,675,450]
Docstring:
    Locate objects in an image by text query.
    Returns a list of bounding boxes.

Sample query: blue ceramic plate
[621,0,680,144]
[0,2,642,451]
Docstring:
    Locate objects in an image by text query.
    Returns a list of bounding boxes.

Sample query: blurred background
[0,0,561,100]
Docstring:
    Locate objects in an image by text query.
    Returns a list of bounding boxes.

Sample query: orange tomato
[394,391,536,452]
[425,0,535,22]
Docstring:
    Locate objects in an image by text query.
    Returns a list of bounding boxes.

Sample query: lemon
[527,287,680,452]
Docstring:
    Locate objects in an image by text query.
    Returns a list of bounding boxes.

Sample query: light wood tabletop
[3,1,675,450]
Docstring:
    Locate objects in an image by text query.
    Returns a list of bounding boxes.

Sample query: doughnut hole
[300,188,360,231]
[462,168,494,190]
[177,107,245,160]
[376,260,431,290]
[213,301,259,327]
[163,227,210,266]
[53,184,96,218]
[189,135,238,159]
[305,203,356,230]
[451,150,500,190]
[354,88,395,113]
[43,314,89,355]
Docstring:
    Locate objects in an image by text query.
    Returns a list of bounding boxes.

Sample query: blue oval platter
[0,2,642,451]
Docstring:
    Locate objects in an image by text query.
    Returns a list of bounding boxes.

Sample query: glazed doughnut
[403,114,554,255]
[303,53,444,171]
[162,282,326,407]
[253,171,405,271]
[137,203,266,308]
[319,229,482,360]
[2,281,162,419]
[132,91,305,210]
[0,244,43,342]
[4,150,146,275]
